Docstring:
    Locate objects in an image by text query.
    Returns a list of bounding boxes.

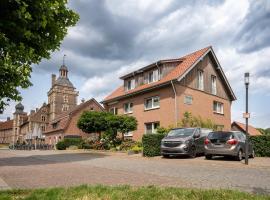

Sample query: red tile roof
[0,120,13,130]
[103,46,212,102]
[44,98,104,134]
[232,121,261,136]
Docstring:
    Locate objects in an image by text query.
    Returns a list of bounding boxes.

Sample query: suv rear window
[208,132,234,140]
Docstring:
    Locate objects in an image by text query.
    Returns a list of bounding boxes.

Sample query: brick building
[231,121,261,136]
[0,63,103,145]
[102,46,237,140]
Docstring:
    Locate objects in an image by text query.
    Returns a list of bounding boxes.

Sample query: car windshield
[208,132,233,140]
[167,128,195,137]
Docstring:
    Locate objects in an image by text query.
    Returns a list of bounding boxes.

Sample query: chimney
[30,110,35,115]
[7,117,10,121]
[51,74,56,86]
[36,108,38,112]
[81,98,85,103]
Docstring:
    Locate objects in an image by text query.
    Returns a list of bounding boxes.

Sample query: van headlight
[185,140,190,144]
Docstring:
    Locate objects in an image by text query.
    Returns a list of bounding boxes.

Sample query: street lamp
[244,72,250,165]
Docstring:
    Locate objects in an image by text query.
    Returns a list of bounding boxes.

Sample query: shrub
[250,135,270,157]
[131,145,143,154]
[56,141,66,150]
[142,134,165,157]
[119,140,137,151]
[56,138,83,150]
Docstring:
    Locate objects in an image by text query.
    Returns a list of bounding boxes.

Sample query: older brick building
[0,64,103,145]
[102,46,236,140]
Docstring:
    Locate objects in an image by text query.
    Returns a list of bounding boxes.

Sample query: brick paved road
[0,149,269,194]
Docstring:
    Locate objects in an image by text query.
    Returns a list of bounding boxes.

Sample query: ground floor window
[145,122,160,134]
[213,101,224,114]
[215,125,224,131]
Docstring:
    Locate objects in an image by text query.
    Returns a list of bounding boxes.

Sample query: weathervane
[63,54,66,65]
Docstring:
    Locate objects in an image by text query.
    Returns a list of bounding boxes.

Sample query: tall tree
[77,111,108,139]
[0,0,79,112]
[118,115,137,140]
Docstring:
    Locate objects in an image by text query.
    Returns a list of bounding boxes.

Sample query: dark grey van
[161,128,212,158]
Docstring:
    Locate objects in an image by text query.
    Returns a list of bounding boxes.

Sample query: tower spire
[63,54,66,66]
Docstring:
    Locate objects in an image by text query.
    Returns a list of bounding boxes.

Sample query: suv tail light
[204,138,210,145]
[227,139,238,145]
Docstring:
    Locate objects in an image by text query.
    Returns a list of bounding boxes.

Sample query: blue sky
[1,0,270,128]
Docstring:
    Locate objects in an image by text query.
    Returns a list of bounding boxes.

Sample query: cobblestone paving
[0,149,269,194]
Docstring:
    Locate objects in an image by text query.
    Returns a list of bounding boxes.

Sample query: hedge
[56,138,83,150]
[250,135,270,157]
[142,133,165,157]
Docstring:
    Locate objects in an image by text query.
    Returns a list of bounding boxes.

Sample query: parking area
[0,149,270,194]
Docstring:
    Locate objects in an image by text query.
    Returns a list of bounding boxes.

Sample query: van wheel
[189,146,196,158]
[236,150,243,161]
[250,150,255,158]
[205,154,212,160]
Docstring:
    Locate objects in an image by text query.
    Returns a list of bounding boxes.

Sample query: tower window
[63,95,68,103]
[41,115,46,122]
[62,105,69,111]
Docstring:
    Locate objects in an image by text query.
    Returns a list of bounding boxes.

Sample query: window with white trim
[145,122,160,134]
[211,75,217,95]
[144,96,160,110]
[213,101,224,114]
[184,95,193,105]
[148,69,159,83]
[126,79,135,91]
[124,103,133,114]
[109,107,118,115]
[197,70,204,90]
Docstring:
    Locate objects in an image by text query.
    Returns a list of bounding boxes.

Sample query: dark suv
[204,131,255,161]
[161,128,212,158]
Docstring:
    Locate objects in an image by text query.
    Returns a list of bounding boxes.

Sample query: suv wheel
[250,150,255,158]
[236,150,243,161]
[205,154,212,160]
[189,146,196,158]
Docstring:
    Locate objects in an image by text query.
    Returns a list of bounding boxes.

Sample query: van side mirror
[193,133,200,138]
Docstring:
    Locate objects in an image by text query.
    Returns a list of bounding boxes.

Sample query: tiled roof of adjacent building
[232,121,262,136]
[102,46,236,103]
[44,98,104,134]
[0,120,13,130]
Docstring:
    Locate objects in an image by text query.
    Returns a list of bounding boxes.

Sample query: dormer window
[148,69,159,83]
[126,79,135,91]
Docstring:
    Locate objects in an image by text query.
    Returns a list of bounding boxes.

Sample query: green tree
[0,0,79,112]
[77,111,138,141]
[77,111,108,139]
[118,115,138,140]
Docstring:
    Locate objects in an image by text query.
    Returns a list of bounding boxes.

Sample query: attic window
[52,123,58,129]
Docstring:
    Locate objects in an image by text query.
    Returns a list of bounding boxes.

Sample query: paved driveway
[0,149,269,194]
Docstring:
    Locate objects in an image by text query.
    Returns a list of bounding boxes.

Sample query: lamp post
[244,72,250,165]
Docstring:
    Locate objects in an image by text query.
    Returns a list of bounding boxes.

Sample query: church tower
[47,58,78,121]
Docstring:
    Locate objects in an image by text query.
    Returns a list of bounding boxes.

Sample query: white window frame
[184,95,193,105]
[109,107,118,115]
[144,96,160,110]
[213,101,224,114]
[211,75,217,95]
[197,70,204,90]
[145,122,160,134]
[148,69,159,84]
[126,79,135,91]
[124,131,133,137]
[124,102,133,114]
